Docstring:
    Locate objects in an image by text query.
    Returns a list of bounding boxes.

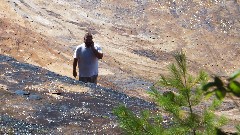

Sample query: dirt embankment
[0,0,240,134]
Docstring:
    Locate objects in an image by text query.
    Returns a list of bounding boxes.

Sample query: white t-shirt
[73,43,102,77]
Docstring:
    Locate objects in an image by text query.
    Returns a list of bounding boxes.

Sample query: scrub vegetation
[114,51,240,135]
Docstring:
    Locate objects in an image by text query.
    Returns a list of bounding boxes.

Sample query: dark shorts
[79,75,98,84]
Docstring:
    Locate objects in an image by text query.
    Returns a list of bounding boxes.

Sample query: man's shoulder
[94,43,101,48]
[76,44,85,49]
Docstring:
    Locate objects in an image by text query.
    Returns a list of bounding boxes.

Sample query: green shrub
[236,125,240,134]
[202,70,240,134]
[114,51,227,135]
[202,70,240,99]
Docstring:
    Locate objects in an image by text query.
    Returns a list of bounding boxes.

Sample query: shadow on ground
[0,54,156,134]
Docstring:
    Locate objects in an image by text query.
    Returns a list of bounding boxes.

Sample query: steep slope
[1,0,240,98]
[1,54,239,134]
[1,0,240,133]
[0,54,156,134]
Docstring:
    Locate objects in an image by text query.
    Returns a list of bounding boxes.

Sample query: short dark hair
[84,32,92,40]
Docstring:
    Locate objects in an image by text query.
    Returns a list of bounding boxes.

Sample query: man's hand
[90,42,94,48]
[73,70,77,78]
[91,44,103,59]
[73,58,78,78]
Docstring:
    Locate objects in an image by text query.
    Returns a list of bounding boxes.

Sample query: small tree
[113,51,227,135]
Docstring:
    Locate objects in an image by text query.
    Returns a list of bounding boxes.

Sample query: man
[73,32,103,84]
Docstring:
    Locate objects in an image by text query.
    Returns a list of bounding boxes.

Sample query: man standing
[73,32,103,84]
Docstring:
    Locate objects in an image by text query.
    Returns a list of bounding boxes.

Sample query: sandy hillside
[1,0,240,94]
[0,0,240,134]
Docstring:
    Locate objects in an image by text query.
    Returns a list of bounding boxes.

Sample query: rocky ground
[0,0,240,134]
[0,54,158,134]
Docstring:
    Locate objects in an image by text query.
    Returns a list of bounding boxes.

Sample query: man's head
[84,32,93,47]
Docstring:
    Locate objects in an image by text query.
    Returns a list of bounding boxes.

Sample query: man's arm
[73,58,78,78]
[91,46,103,59]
